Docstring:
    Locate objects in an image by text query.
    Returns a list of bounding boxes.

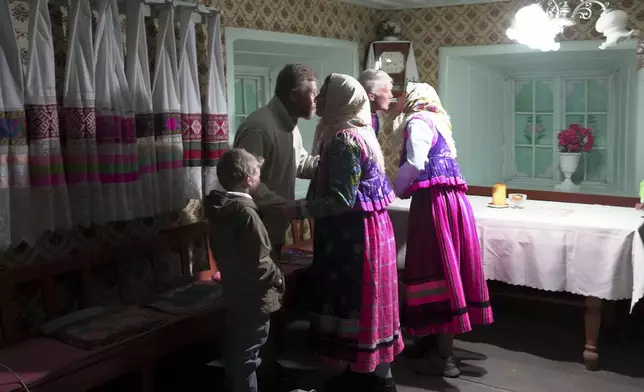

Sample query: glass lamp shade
[595,9,640,49]
[506,4,562,52]
[507,3,640,51]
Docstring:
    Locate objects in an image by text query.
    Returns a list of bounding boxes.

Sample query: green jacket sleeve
[296,132,361,219]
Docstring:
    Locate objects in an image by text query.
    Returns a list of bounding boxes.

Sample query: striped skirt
[307,209,404,373]
[401,187,493,336]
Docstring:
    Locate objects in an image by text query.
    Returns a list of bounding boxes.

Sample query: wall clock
[366,40,419,99]
[380,51,405,74]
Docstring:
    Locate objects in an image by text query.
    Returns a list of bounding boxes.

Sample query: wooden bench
[0,221,225,392]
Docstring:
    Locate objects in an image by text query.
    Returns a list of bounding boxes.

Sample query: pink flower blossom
[557,123,594,153]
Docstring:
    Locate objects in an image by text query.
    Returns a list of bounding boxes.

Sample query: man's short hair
[274,64,317,100]
[216,148,263,191]
[358,69,393,94]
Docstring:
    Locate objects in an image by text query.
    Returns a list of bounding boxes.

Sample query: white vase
[556,152,581,192]
[382,36,400,41]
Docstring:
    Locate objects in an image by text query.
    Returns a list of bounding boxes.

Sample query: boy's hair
[217,148,263,191]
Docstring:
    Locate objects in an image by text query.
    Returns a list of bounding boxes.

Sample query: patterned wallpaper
[206,0,380,62]
[3,0,643,265]
[375,0,644,178]
[382,0,644,86]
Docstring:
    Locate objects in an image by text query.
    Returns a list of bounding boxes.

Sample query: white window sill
[503,179,631,197]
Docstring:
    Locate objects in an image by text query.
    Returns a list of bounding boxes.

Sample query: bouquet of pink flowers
[557,123,594,153]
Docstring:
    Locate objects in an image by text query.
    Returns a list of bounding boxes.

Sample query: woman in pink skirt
[287,74,403,392]
[285,73,404,391]
[393,82,493,377]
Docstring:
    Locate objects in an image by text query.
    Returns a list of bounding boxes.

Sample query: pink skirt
[308,209,404,373]
[400,187,493,336]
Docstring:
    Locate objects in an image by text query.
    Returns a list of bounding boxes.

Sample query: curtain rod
[47,0,220,17]
[143,0,218,15]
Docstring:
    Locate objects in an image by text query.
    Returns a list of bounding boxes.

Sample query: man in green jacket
[233,64,319,259]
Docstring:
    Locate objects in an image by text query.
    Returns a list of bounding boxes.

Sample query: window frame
[233,66,271,132]
[504,70,617,192]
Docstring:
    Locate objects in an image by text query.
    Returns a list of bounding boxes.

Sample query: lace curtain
[0,0,228,251]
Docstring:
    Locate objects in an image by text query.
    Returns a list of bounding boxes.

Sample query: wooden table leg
[583,296,602,371]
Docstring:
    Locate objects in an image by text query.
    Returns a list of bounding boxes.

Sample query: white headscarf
[312,73,385,172]
[393,82,457,158]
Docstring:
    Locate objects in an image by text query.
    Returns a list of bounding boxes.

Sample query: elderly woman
[358,69,394,137]
[285,74,403,391]
[393,82,493,377]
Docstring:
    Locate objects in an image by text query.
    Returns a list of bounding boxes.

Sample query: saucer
[487,202,509,209]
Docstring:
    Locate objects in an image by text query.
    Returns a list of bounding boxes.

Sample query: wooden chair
[280,218,314,278]
[285,218,314,252]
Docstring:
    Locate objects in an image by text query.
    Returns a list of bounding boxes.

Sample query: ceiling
[336,0,508,10]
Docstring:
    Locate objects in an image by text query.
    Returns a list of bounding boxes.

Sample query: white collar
[227,191,252,199]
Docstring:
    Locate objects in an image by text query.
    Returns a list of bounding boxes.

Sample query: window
[509,75,612,185]
[565,78,609,183]
[513,79,556,180]
[233,67,271,132]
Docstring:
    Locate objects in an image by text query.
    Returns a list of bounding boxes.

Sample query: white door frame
[225,27,360,143]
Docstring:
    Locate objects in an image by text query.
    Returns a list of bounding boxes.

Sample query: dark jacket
[205,190,285,315]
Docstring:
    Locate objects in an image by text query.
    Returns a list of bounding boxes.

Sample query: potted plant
[555,123,594,191]
[378,20,402,41]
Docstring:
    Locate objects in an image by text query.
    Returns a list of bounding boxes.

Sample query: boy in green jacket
[205,148,285,392]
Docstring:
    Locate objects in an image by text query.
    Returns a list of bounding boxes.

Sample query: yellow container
[492,183,507,206]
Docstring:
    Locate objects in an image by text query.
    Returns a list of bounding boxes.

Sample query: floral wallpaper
[3,0,644,265]
[381,0,644,86]
[376,0,644,178]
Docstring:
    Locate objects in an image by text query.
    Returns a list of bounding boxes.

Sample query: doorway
[226,27,360,197]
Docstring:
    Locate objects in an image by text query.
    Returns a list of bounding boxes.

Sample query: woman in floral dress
[287,73,403,391]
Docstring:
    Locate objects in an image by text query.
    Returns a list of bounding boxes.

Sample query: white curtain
[63,0,103,226]
[25,0,72,236]
[0,1,227,252]
[178,7,203,200]
[95,0,143,221]
[0,0,31,249]
[151,4,186,212]
[203,13,228,195]
[126,0,161,216]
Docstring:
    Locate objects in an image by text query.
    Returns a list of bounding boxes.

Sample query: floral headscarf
[312,73,385,172]
[394,82,457,158]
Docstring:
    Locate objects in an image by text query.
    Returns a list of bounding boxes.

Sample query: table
[387,195,644,370]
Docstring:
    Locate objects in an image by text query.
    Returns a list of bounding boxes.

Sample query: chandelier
[506,1,640,52]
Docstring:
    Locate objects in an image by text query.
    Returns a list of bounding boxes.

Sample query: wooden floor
[91,295,644,392]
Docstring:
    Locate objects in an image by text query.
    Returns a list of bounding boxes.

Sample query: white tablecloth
[387,195,644,311]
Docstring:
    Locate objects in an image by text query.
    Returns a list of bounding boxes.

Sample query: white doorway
[226,27,360,198]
